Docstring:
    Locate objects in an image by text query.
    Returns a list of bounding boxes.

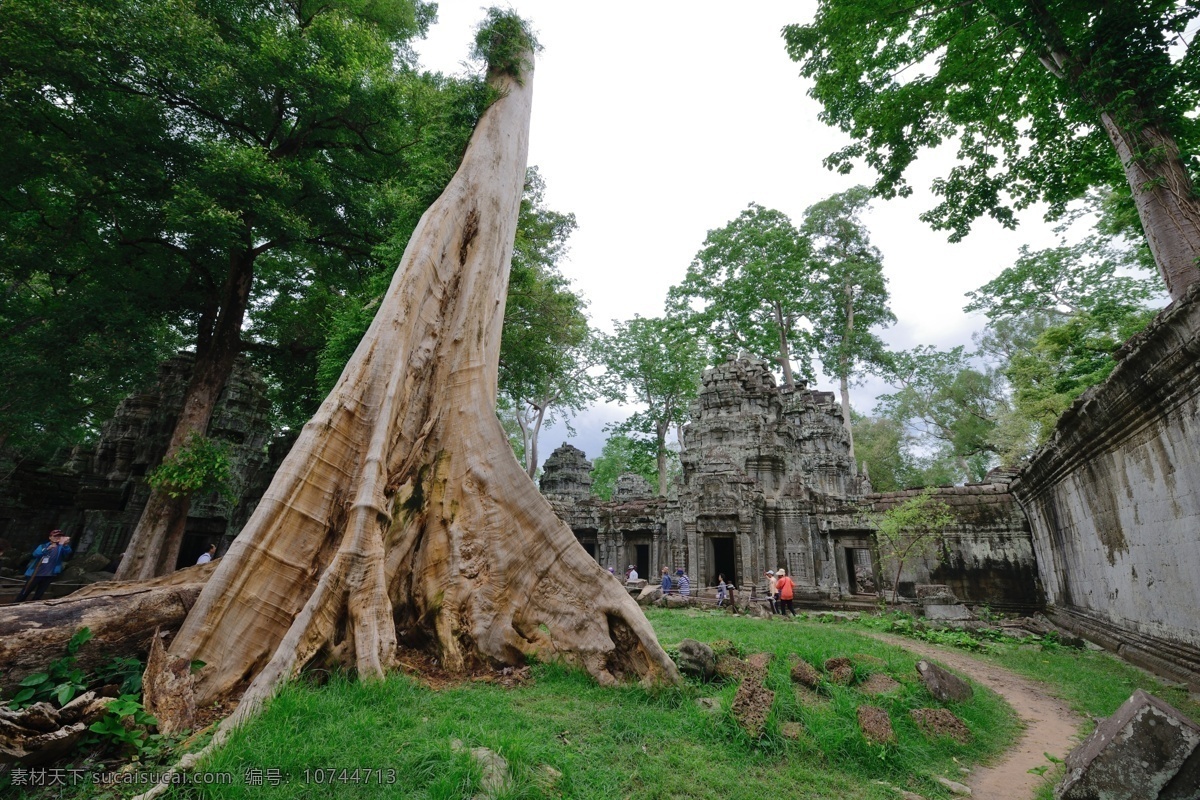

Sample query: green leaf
[19,672,50,687]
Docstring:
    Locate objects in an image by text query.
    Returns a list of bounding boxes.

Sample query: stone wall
[824,481,1041,611]
[1012,285,1200,688]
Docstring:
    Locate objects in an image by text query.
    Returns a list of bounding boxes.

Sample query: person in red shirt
[775,567,796,617]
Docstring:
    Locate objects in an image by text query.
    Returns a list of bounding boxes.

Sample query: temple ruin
[541,355,1040,612]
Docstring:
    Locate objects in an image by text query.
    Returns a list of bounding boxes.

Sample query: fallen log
[0,563,214,692]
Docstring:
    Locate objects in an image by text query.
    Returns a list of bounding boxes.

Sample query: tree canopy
[802,186,895,462]
[668,203,812,387]
[785,1,1200,299]
[601,316,705,496]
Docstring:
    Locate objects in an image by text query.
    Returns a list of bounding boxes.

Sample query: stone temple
[541,355,1039,610]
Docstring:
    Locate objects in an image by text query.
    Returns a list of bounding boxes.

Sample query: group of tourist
[658,565,691,597]
[763,568,796,616]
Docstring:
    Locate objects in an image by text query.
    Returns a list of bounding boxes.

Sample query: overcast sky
[415,2,1066,466]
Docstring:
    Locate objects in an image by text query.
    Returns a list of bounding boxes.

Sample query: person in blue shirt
[660,566,673,595]
[16,529,73,602]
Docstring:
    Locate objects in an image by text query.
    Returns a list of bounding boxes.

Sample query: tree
[498,169,594,478]
[142,12,676,739]
[785,2,1200,300]
[668,204,812,387]
[801,186,895,464]
[966,198,1162,461]
[0,0,489,581]
[602,316,705,496]
[590,434,665,501]
[873,488,954,604]
[876,347,1005,483]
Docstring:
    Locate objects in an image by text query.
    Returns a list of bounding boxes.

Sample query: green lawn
[13,608,1196,800]
[159,610,1018,800]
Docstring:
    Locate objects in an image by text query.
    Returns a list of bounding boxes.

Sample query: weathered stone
[924,603,975,622]
[1014,281,1200,690]
[910,708,972,744]
[937,776,972,796]
[916,660,973,703]
[790,658,822,688]
[451,739,511,799]
[1056,690,1200,800]
[635,585,661,606]
[675,639,717,681]
[825,657,854,685]
[860,673,902,696]
[857,706,895,744]
[538,444,592,504]
[715,654,748,680]
[0,354,286,577]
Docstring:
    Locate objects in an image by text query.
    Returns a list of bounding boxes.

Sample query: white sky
[415,2,1065,465]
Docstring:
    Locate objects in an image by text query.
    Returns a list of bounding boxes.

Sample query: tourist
[776,567,796,617]
[765,570,778,613]
[716,574,727,607]
[16,529,73,602]
[627,564,638,581]
[196,544,217,565]
[675,568,690,597]
[660,566,672,595]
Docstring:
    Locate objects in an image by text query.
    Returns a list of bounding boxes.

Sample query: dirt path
[869,634,1084,800]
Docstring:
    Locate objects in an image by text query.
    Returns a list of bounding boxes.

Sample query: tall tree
[785,2,1200,300]
[801,186,895,464]
[498,169,593,478]
[967,205,1162,461]
[151,12,678,738]
[53,0,486,581]
[601,316,705,496]
[876,346,1005,483]
[668,204,812,387]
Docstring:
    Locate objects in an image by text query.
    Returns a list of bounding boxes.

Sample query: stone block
[916,660,973,703]
[924,603,975,622]
[675,639,716,681]
[1056,689,1200,800]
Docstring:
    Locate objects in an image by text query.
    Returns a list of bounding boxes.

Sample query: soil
[857,705,896,743]
[911,707,972,744]
[860,672,902,696]
[790,657,822,688]
[825,656,854,685]
[731,679,775,738]
[869,633,1084,800]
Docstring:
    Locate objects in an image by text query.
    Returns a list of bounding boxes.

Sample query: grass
[161,610,1016,800]
[9,608,1195,800]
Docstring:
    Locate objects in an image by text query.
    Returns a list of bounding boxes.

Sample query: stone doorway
[632,544,649,580]
[845,547,876,595]
[707,535,737,588]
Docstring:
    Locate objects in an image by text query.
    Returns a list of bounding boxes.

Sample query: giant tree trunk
[117,251,256,581]
[167,54,678,727]
[1099,110,1200,301]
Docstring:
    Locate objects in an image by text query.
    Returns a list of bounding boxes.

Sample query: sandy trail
[869,633,1085,800]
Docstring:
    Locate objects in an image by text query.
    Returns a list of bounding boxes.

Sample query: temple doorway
[708,536,737,588]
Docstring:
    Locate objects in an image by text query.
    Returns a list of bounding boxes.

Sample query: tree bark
[773,301,795,388]
[839,277,856,466]
[117,248,257,581]
[1099,110,1200,301]
[164,54,678,726]
[655,419,669,497]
